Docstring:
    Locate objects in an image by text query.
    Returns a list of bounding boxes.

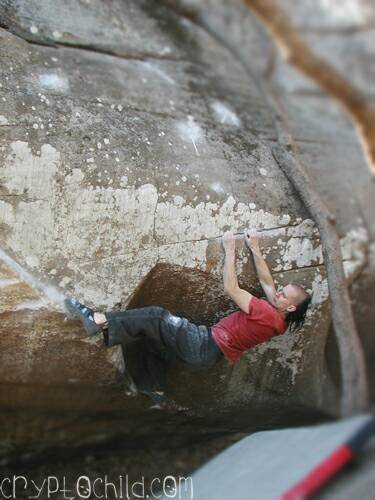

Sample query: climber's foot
[64,297,101,336]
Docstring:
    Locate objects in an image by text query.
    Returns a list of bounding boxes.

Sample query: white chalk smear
[0,278,20,287]
[211,182,225,194]
[210,100,241,127]
[177,115,203,156]
[12,299,49,311]
[0,248,66,310]
[141,61,175,85]
[39,73,69,92]
[320,0,371,24]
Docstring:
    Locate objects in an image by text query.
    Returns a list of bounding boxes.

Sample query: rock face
[166,0,375,396]
[0,0,372,461]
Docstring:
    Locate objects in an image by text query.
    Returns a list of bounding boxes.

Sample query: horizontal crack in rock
[0,24,185,62]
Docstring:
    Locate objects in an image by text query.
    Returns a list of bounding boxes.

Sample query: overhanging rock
[0,0,369,461]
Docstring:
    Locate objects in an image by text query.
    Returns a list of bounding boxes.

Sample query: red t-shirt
[211,297,288,364]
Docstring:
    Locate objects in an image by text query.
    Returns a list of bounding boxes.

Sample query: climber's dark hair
[286,284,312,333]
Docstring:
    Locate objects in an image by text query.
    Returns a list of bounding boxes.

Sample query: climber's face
[274,284,299,313]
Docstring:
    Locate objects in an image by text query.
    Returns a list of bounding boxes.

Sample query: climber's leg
[105,307,223,368]
[66,297,222,368]
[104,306,170,347]
[157,310,223,368]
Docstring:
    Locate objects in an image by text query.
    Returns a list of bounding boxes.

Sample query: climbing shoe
[140,389,166,406]
[64,296,101,337]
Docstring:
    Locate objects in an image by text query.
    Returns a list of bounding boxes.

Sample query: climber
[65,229,311,368]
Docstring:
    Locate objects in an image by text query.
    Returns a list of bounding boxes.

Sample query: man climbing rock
[65,229,311,370]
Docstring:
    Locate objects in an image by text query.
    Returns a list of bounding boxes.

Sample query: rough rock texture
[167,0,375,394]
[0,0,372,465]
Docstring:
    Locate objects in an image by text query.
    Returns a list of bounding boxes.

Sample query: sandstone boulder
[0,0,370,462]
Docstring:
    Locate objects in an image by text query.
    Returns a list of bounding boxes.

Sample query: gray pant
[104,306,223,369]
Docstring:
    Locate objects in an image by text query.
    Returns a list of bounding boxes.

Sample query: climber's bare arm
[222,231,253,314]
[244,229,277,306]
